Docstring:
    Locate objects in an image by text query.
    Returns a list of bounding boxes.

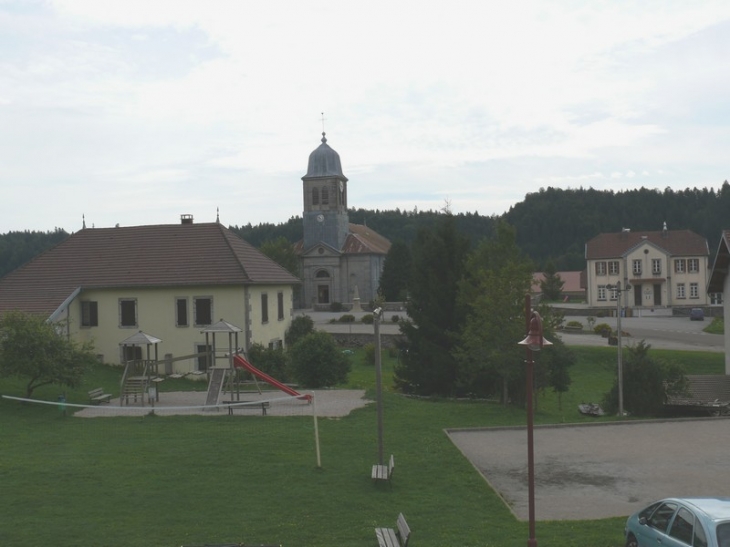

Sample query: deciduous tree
[0,311,96,398]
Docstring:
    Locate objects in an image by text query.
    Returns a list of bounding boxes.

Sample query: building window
[688,259,699,273]
[81,301,98,327]
[268,339,282,350]
[651,259,662,276]
[676,284,685,299]
[595,261,607,276]
[689,283,699,299]
[597,285,607,301]
[609,287,618,300]
[277,292,284,321]
[176,298,188,327]
[632,260,642,276]
[321,186,329,205]
[674,259,686,273]
[119,299,137,327]
[608,261,619,275]
[312,187,319,205]
[710,292,723,305]
[261,293,269,323]
[194,297,212,326]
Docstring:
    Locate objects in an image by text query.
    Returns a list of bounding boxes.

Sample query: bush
[330,302,344,312]
[391,315,400,323]
[363,343,376,365]
[288,331,351,388]
[338,314,356,323]
[593,323,612,337]
[602,340,688,416]
[285,315,315,347]
[361,314,374,324]
[247,343,289,383]
[566,320,583,329]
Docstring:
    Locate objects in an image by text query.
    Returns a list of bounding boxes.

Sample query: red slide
[233,354,311,401]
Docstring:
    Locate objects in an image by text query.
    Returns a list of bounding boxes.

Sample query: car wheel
[625,534,639,547]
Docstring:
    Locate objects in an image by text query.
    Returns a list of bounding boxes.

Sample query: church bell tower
[301,132,349,251]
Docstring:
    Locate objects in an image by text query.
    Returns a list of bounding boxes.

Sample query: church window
[321,186,329,205]
[316,270,330,278]
[312,187,319,205]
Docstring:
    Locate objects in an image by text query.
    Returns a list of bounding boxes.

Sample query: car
[625,497,730,547]
[690,308,705,321]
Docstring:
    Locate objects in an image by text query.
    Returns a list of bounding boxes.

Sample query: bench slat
[375,527,399,547]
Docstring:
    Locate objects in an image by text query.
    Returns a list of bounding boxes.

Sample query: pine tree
[540,259,564,301]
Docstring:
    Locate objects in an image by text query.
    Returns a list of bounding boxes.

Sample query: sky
[1,0,730,233]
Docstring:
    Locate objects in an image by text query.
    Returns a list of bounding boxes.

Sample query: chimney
[662,221,668,237]
[181,214,194,225]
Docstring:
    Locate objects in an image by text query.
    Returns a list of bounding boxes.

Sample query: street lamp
[517,294,552,547]
[606,282,630,417]
[373,307,384,466]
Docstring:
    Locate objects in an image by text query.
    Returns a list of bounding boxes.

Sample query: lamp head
[518,311,553,351]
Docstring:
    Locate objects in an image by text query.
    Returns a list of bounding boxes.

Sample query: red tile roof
[532,271,584,294]
[585,230,708,259]
[0,222,300,317]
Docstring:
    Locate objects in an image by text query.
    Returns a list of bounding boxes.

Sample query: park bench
[375,512,410,547]
[372,454,395,485]
[221,400,270,416]
[88,387,112,405]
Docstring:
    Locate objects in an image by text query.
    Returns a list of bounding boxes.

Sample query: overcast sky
[2,0,729,234]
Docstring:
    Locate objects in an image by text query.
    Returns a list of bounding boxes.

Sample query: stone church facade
[295,133,390,309]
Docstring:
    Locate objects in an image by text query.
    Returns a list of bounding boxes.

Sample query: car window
[668,507,693,545]
[717,522,730,547]
[648,503,678,533]
[693,520,707,547]
[639,502,662,521]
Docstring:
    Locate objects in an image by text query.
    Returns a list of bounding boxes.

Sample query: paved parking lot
[448,418,730,521]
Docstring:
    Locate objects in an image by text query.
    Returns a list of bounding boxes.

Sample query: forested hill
[2,183,729,276]
[505,183,730,269]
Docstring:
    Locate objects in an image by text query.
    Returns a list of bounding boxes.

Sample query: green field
[0,345,724,547]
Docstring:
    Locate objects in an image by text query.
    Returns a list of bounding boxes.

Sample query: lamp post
[606,282,630,417]
[518,294,552,547]
[373,307,384,465]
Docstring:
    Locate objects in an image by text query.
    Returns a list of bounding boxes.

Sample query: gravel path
[75,389,371,418]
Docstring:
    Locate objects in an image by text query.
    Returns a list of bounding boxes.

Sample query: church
[295,133,391,309]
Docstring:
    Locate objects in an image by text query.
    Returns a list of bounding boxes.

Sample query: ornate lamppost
[518,295,552,547]
[606,282,630,417]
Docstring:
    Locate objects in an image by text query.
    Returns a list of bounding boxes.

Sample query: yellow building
[585,226,710,311]
[0,216,300,374]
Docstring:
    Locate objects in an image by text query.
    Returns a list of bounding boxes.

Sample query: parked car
[625,497,730,547]
[690,308,705,321]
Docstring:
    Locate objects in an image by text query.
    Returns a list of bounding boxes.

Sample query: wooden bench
[221,400,270,416]
[375,513,410,547]
[88,387,112,405]
[372,454,395,485]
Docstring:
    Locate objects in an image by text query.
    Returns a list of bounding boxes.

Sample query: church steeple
[302,133,349,250]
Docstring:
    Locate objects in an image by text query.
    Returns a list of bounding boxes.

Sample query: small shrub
[363,343,376,365]
[566,320,583,329]
[285,315,315,347]
[594,323,612,337]
[361,314,374,324]
[338,314,356,323]
[586,316,596,329]
[288,331,351,388]
[330,302,344,312]
[391,315,400,323]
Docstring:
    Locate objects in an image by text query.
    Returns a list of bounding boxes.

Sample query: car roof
[668,498,730,521]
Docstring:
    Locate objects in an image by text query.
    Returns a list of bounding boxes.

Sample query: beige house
[708,230,730,374]
[0,217,300,374]
[584,226,710,310]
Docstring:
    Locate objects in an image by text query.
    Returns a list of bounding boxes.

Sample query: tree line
[1,182,728,276]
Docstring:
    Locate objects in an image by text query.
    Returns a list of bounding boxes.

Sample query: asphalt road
[300,309,725,353]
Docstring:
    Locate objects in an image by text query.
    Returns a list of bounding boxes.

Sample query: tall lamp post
[606,282,630,417]
[373,307,384,465]
[518,294,552,547]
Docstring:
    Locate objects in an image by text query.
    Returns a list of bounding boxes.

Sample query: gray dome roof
[302,133,348,181]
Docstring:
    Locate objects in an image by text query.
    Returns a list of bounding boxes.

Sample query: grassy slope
[0,344,723,547]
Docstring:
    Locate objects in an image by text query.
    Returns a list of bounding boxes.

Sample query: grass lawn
[0,344,724,546]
